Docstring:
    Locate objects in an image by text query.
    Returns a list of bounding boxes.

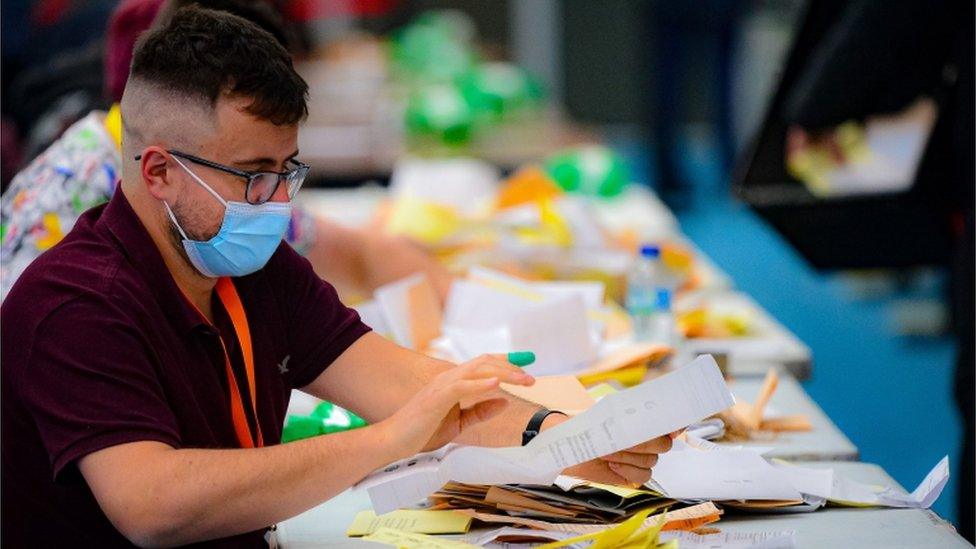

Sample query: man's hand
[379,355,535,458]
[543,414,676,487]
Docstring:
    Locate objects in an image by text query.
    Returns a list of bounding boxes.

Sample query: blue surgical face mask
[165,156,292,278]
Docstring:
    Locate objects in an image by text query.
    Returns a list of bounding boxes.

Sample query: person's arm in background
[304,216,454,302]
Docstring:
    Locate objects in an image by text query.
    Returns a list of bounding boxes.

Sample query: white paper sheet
[771,461,834,500]
[533,281,605,310]
[443,280,537,331]
[390,157,499,215]
[508,296,596,375]
[360,355,734,513]
[652,441,803,501]
[658,530,797,549]
[829,456,950,509]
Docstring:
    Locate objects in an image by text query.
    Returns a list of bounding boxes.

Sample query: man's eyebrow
[232,150,300,170]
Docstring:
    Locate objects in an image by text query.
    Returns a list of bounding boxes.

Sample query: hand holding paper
[380,354,535,457]
[361,355,735,513]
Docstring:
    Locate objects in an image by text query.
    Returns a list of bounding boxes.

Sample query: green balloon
[545,146,630,198]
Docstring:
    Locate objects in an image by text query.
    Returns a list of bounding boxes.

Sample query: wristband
[521,408,567,446]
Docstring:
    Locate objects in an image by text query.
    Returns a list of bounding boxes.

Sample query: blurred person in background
[1,0,453,303]
[782,0,973,540]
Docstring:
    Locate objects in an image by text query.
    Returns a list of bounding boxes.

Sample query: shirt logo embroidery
[277,355,291,375]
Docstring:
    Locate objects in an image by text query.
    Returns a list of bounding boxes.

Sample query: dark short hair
[131,5,308,125]
[165,0,293,51]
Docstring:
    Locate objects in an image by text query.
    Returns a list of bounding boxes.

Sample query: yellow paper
[535,506,663,549]
[347,510,472,537]
[362,527,479,548]
[577,363,648,388]
[575,343,671,379]
[586,383,619,400]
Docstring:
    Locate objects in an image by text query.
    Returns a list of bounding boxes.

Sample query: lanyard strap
[214,277,264,448]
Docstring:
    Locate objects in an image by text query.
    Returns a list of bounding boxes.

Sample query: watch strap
[521,408,566,446]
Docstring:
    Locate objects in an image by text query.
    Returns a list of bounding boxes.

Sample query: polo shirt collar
[100,185,211,333]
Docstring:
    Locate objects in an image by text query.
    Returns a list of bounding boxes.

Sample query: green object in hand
[507,351,536,367]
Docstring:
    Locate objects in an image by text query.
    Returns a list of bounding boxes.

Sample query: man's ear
[139,146,179,203]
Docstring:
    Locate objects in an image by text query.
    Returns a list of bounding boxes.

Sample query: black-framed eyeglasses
[135,150,310,205]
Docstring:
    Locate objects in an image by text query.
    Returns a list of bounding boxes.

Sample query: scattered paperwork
[652,440,804,502]
[827,456,949,509]
[359,355,734,513]
[651,437,948,511]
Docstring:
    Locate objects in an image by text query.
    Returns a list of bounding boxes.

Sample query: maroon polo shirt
[1,188,371,547]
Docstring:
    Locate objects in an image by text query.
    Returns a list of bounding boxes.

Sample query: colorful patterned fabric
[1,109,317,300]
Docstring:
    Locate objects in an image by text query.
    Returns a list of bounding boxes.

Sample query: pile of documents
[427,481,677,525]
[358,267,672,384]
[650,435,950,512]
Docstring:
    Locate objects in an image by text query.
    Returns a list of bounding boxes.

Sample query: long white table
[296,186,811,379]
[724,373,858,461]
[275,461,969,548]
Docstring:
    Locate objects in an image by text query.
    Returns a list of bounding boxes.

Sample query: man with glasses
[1,7,674,547]
[0,0,453,303]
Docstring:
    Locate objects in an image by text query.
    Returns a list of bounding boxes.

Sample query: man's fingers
[608,461,652,486]
[602,451,658,470]
[624,435,673,455]
[459,355,534,386]
[573,465,631,487]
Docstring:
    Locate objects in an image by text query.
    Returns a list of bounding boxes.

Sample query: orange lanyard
[180,278,265,448]
[213,277,264,448]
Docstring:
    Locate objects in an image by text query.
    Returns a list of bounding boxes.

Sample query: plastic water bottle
[627,245,664,341]
[646,288,678,347]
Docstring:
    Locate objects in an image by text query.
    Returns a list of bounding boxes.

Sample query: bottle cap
[640,245,660,258]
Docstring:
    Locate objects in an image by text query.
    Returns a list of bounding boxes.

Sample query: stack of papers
[426,481,676,525]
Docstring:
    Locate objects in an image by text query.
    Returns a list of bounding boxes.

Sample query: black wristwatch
[521,408,567,446]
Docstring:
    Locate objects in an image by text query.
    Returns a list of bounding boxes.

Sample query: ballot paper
[500,376,595,416]
[828,456,949,509]
[360,355,734,514]
[444,279,538,331]
[657,530,797,549]
[651,440,804,501]
[390,157,499,215]
[770,461,834,500]
[445,296,597,375]
[347,510,472,536]
[507,296,596,375]
[362,526,479,548]
[458,501,720,534]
